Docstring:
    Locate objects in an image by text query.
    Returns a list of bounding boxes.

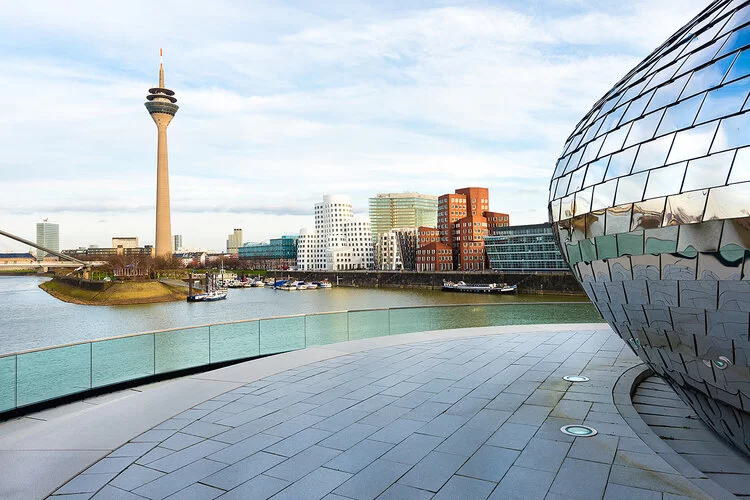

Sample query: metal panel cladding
[549,0,750,455]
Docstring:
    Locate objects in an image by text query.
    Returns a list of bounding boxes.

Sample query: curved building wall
[549,0,750,455]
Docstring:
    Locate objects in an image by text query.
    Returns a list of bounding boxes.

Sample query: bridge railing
[0,302,602,414]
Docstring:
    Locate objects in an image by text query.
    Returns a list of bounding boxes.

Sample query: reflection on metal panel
[550,0,750,456]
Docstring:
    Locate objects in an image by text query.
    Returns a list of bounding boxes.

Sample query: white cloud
[0,0,711,250]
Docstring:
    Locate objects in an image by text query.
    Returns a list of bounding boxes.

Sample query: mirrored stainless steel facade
[550,0,750,455]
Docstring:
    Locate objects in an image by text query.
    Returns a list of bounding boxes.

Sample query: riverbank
[39,278,188,305]
[0,269,40,276]
[267,270,585,294]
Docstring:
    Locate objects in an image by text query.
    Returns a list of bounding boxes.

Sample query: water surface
[0,276,590,355]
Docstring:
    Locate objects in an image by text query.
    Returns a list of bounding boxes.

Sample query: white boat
[203,289,228,301]
[292,280,309,290]
[314,280,333,288]
[276,280,297,291]
[304,282,318,289]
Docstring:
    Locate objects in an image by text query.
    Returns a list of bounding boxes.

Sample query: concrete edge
[612,364,738,500]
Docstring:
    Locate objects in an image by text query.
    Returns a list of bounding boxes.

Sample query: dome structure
[549,0,750,455]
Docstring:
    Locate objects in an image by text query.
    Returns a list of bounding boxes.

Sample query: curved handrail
[0,302,602,414]
[0,301,588,358]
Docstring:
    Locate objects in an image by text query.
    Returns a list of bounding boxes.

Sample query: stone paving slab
[632,375,750,498]
[0,324,739,499]
[41,326,738,499]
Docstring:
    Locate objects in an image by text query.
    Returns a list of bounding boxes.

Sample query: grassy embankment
[40,279,188,306]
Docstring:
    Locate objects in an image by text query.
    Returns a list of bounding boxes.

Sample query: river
[0,276,591,355]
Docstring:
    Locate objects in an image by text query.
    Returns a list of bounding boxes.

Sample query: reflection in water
[0,276,591,355]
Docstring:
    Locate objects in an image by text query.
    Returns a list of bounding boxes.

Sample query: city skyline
[0,0,707,252]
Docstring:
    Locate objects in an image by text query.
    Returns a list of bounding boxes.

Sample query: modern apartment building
[416,242,453,272]
[297,195,374,271]
[374,227,417,271]
[35,220,59,259]
[369,193,437,241]
[417,226,440,247]
[226,228,242,254]
[485,223,567,273]
[433,187,510,270]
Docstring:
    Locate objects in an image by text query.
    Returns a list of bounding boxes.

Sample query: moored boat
[187,292,208,302]
[442,280,517,294]
[203,289,228,301]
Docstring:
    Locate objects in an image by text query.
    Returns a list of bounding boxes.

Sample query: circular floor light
[563,375,590,382]
[560,425,598,437]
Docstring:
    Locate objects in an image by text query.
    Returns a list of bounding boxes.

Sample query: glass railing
[0,302,603,413]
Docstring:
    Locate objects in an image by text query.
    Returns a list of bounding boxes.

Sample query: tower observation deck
[145,49,178,258]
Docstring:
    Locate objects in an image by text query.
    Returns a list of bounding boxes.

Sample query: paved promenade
[0,324,743,499]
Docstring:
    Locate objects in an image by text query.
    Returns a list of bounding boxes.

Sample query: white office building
[297,194,374,271]
[36,220,59,259]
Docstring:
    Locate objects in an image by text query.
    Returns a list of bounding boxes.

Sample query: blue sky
[0,0,707,251]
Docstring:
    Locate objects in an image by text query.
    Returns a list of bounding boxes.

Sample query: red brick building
[416,242,453,271]
[417,226,440,247]
[432,187,510,271]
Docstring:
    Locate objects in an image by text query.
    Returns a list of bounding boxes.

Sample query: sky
[0,0,709,252]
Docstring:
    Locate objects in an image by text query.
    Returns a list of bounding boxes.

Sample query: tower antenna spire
[159,48,164,88]
[145,49,178,258]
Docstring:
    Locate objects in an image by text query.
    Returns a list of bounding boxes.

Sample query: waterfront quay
[265,270,583,295]
[3,324,748,499]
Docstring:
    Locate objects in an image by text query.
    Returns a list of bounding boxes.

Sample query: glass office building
[369,193,437,240]
[485,223,567,272]
[549,0,750,455]
[239,235,298,260]
[35,221,59,259]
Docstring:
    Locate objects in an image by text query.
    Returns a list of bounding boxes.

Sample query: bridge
[0,228,102,278]
[0,261,107,270]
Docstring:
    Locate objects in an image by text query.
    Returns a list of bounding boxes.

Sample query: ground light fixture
[561,425,598,437]
[563,375,590,382]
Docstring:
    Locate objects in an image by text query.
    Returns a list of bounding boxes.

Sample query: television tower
[145,49,179,258]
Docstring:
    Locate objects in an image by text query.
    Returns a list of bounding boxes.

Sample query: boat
[442,280,517,294]
[187,292,208,302]
[303,282,318,289]
[313,280,333,288]
[291,280,309,290]
[273,279,298,291]
[251,279,265,287]
[203,289,228,301]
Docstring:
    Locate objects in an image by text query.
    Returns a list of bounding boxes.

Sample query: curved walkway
[0,324,735,499]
